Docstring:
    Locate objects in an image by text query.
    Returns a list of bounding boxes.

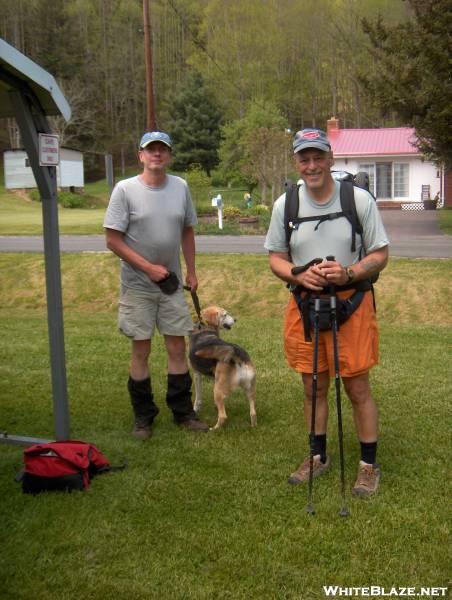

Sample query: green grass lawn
[2,180,452,238]
[0,175,269,235]
[0,254,451,599]
[0,192,108,235]
[438,206,452,235]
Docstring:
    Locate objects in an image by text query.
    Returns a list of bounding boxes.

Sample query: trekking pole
[291,260,322,515]
[306,292,320,515]
[326,255,350,518]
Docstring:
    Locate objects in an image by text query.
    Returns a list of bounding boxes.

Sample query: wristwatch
[345,266,355,283]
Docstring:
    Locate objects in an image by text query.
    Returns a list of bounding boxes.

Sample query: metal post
[10,88,70,441]
[105,153,114,193]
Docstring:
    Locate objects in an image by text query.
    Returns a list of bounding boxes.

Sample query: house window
[394,163,409,198]
[357,161,410,199]
[359,164,376,196]
[376,163,392,198]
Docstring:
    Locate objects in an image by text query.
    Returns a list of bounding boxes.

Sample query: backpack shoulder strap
[284,183,301,262]
[339,180,363,253]
[340,180,378,294]
[284,183,300,249]
[285,180,369,260]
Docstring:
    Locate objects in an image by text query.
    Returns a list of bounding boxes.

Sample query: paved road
[0,210,451,258]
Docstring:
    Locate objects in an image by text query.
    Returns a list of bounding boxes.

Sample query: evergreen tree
[168,72,223,175]
[361,0,452,166]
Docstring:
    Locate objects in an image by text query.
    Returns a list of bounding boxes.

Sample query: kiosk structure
[0,38,71,445]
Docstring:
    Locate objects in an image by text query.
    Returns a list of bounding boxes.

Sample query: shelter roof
[0,38,70,120]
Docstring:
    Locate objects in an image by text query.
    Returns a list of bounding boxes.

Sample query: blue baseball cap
[293,128,331,154]
[139,131,172,149]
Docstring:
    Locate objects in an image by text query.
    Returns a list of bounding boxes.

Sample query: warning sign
[39,134,60,166]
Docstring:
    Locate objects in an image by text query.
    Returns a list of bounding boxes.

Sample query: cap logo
[301,131,321,139]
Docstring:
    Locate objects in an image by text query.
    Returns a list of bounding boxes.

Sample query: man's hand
[105,228,170,283]
[318,246,389,286]
[185,271,198,292]
[147,264,170,283]
[295,261,329,291]
[314,258,348,287]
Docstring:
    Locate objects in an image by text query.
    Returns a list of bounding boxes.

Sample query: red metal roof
[329,127,419,157]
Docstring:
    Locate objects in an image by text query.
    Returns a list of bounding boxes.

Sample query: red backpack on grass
[18,440,122,494]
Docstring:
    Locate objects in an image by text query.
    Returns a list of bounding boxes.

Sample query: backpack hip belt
[291,283,369,342]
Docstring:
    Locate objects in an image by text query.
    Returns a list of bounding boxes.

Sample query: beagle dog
[189,306,257,430]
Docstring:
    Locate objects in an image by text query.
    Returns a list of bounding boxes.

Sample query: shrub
[196,204,216,216]
[185,165,211,191]
[251,204,270,215]
[223,206,244,220]
[28,189,96,208]
[58,192,90,208]
[209,169,227,187]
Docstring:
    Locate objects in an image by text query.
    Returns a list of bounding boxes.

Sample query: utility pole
[143,0,156,130]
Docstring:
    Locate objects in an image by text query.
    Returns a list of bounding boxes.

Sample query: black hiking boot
[128,376,159,440]
[166,372,209,433]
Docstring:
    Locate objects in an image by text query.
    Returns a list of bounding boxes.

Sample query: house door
[376,163,392,199]
[359,164,376,196]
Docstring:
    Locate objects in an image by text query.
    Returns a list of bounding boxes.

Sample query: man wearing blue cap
[104,131,209,438]
[265,128,389,496]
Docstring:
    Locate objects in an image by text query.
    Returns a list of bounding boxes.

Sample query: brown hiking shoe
[178,418,209,433]
[132,421,153,440]
[288,455,330,485]
[352,461,380,496]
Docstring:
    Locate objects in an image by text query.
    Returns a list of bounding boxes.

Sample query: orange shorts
[283,290,379,377]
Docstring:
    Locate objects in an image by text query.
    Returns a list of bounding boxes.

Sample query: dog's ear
[201,306,221,327]
[195,345,234,362]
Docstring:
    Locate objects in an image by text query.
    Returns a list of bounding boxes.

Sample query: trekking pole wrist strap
[291,258,323,276]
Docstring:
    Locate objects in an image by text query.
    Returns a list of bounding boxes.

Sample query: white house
[3,147,84,189]
[326,118,443,208]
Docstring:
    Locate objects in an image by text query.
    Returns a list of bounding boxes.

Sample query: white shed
[4,147,84,189]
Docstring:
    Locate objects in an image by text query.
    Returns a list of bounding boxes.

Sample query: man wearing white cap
[104,131,209,438]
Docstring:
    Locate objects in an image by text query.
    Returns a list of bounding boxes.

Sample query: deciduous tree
[218,100,290,201]
[361,0,452,166]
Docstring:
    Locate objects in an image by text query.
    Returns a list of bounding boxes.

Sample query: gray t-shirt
[264,180,389,267]
[104,174,197,291]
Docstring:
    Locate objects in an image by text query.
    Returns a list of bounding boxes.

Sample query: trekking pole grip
[326,256,337,308]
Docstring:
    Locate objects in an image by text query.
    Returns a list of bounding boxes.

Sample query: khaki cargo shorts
[118,285,193,340]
